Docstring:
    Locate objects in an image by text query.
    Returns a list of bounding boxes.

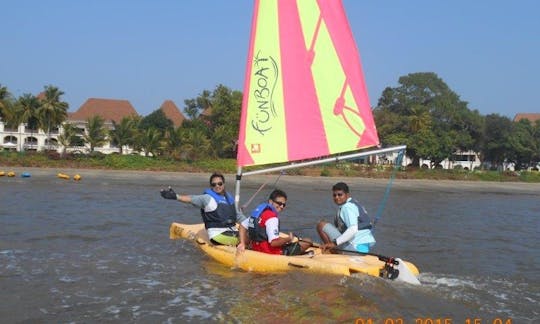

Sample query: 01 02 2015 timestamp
[354,318,512,324]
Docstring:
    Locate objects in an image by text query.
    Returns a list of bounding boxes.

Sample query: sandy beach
[4,166,540,194]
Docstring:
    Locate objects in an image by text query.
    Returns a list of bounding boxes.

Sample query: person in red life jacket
[160,172,246,246]
[239,189,311,255]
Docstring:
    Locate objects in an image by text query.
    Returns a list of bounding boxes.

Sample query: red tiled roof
[68,98,138,123]
[514,113,540,123]
[200,106,212,117]
[159,100,185,127]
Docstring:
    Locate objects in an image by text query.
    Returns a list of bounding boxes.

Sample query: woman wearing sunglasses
[317,182,375,253]
[160,172,246,246]
[240,189,311,255]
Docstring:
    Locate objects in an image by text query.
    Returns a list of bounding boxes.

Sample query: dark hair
[269,189,287,201]
[332,182,349,193]
[209,172,225,184]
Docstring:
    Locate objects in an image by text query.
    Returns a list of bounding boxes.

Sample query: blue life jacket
[248,202,277,242]
[335,199,372,233]
[201,188,236,229]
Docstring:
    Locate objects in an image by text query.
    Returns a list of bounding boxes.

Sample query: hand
[160,187,177,200]
[236,242,245,254]
[321,242,336,254]
[288,232,294,243]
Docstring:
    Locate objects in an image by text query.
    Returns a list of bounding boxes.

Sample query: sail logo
[250,51,279,136]
[250,143,261,154]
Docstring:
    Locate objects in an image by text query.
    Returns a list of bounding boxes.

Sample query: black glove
[160,187,177,200]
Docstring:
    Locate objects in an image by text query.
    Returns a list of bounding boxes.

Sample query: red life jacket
[250,209,282,255]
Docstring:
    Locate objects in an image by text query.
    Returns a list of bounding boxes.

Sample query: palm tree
[57,122,77,156]
[198,89,213,113]
[163,126,184,159]
[0,84,13,121]
[210,124,236,158]
[109,117,136,154]
[0,87,20,150]
[408,105,431,133]
[181,128,212,160]
[135,127,161,157]
[16,93,40,151]
[38,85,69,150]
[83,116,107,152]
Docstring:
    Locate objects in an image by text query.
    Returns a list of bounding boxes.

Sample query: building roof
[200,106,212,117]
[513,113,540,123]
[68,98,138,123]
[159,100,185,127]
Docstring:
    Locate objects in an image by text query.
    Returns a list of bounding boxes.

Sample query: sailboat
[170,0,419,284]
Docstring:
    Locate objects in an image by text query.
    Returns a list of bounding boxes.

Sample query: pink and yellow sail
[237,0,379,167]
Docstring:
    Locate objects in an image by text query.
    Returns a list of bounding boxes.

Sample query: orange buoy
[73,174,82,181]
[7,171,15,177]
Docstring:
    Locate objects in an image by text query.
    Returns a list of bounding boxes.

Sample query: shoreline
[3,166,540,194]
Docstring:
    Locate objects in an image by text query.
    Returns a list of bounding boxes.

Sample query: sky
[2,0,539,119]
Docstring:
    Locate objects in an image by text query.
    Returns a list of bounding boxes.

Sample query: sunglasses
[273,200,286,208]
[333,193,345,197]
[210,182,223,187]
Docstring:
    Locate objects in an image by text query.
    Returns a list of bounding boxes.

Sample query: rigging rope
[373,150,404,228]
[241,171,284,210]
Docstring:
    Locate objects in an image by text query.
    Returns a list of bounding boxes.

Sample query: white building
[374,149,482,170]
[0,122,60,152]
[1,98,185,154]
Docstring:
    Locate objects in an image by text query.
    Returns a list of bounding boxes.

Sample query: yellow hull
[57,173,70,179]
[170,222,420,281]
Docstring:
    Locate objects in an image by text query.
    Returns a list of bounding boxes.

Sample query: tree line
[0,83,242,160]
[374,72,539,170]
[2,73,539,170]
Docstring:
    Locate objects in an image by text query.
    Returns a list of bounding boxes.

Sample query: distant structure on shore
[513,113,540,123]
[0,97,186,155]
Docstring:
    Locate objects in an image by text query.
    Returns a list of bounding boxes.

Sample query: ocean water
[1,169,538,323]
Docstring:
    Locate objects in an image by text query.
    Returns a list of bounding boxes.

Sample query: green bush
[1,151,540,183]
[194,159,237,173]
[519,171,540,182]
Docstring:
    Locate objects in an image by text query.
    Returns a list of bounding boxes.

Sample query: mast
[234,166,243,214]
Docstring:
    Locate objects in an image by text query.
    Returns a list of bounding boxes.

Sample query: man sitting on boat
[317,182,376,253]
[239,189,311,255]
[160,172,246,246]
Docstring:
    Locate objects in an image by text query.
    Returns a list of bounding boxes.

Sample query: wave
[420,272,539,323]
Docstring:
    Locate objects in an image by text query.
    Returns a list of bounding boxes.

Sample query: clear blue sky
[2,1,539,119]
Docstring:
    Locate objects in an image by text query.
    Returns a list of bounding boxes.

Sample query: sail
[237,0,379,167]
